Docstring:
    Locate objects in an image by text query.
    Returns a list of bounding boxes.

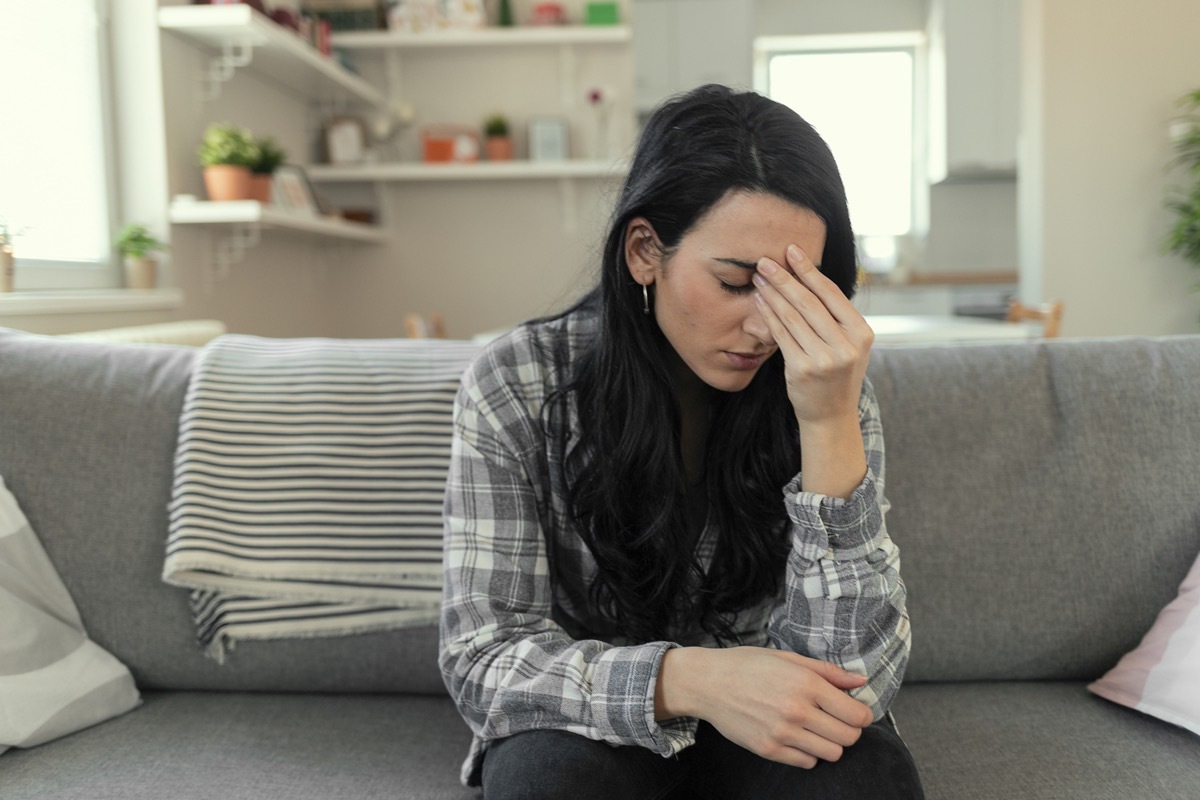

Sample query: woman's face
[626,190,828,393]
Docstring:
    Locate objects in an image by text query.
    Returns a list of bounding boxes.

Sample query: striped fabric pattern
[1,476,140,752]
[163,334,482,659]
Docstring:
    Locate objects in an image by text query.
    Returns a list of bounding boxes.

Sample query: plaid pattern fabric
[439,308,910,785]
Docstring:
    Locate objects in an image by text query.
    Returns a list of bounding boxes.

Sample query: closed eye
[718,279,756,295]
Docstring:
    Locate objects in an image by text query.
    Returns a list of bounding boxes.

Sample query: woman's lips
[724,351,768,370]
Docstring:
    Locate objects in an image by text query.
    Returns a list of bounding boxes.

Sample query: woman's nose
[744,303,775,346]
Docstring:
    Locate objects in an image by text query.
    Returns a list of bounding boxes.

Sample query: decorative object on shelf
[496,0,514,27]
[114,223,168,291]
[339,208,377,225]
[325,116,369,165]
[483,114,514,161]
[269,7,302,32]
[530,2,566,25]
[528,117,569,161]
[387,0,484,31]
[1166,88,1200,288]
[0,218,27,294]
[586,87,611,160]
[249,135,287,203]
[421,124,480,162]
[198,0,269,11]
[585,1,619,25]
[198,123,260,201]
[301,0,385,31]
[369,101,416,162]
[272,165,321,216]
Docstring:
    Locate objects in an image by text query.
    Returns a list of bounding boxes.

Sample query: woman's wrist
[654,647,706,721]
[798,413,867,500]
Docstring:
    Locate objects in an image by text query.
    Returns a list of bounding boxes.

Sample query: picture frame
[272,165,320,216]
[325,116,369,165]
[528,117,570,161]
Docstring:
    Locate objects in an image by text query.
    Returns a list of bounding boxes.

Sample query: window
[0,0,118,290]
[755,33,927,268]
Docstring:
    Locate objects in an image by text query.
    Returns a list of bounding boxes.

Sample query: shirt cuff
[783,471,886,561]
[589,640,699,756]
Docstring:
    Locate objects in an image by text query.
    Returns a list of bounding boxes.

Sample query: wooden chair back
[1006,300,1064,338]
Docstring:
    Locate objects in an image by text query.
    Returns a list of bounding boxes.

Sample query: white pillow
[0,475,141,753]
[1088,547,1200,736]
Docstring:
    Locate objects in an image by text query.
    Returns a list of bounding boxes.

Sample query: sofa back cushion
[0,330,446,694]
[4,328,1199,690]
[869,336,1200,682]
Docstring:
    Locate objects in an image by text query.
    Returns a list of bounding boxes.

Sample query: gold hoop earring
[642,284,650,315]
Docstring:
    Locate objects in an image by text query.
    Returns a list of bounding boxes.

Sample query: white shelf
[169,200,386,243]
[307,159,630,183]
[331,25,632,50]
[159,5,384,106]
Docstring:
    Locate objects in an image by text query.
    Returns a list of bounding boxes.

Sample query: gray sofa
[1,326,1198,799]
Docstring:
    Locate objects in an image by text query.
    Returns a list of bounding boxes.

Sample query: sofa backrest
[3,328,1198,692]
[870,336,1200,683]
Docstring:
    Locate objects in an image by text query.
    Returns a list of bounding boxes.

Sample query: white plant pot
[124,256,157,290]
[0,246,13,293]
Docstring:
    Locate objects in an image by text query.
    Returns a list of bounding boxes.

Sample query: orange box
[421,125,479,163]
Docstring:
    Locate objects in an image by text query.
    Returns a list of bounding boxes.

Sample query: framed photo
[528,117,570,161]
[325,116,369,165]
[272,165,319,216]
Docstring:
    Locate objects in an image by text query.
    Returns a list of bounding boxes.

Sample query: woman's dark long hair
[550,85,857,645]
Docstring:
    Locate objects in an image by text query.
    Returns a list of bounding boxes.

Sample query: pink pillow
[1088,549,1200,735]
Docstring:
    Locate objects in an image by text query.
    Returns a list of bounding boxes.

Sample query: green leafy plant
[483,114,510,139]
[1165,89,1200,273]
[0,217,28,247]
[198,123,260,168]
[251,135,287,175]
[114,223,167,259]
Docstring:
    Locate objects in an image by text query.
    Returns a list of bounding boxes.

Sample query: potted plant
[483,114,514,161]
[0,217,27,294]
[249,135,287,203]
[198,123,260,201]
[114,223,167,290]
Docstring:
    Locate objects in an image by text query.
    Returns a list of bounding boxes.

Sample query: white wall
[1021,0,1200,336]
[754,0,925,35]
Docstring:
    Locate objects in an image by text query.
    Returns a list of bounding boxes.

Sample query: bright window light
[757,35,923,239]
[0,1,113,280]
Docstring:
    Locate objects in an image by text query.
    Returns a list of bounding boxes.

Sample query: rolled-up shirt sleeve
[438,357,695,785]
[767,376,911,721]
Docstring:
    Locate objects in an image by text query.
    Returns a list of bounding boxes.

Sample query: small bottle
[498,0,514,26]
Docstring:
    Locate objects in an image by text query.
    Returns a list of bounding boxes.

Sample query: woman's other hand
[655,646,873,769]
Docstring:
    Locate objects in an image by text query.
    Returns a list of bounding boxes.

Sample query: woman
[439,84,923,799]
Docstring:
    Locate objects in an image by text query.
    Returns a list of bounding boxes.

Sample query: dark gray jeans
[480,715,925,800]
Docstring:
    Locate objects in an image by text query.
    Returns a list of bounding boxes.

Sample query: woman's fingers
[783,245,863,328]
[754,248,874,359]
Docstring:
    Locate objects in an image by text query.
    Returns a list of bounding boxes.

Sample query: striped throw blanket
[162,334,482,660]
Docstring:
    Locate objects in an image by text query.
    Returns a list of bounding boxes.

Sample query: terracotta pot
[248,173,273,203]
[0,246,13,293]
[203,165,253,201]
[124,256,157,290]
[485,136,514,161]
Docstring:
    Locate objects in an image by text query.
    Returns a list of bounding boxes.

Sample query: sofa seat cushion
[892,681,1200,799]
[0,692,477,800]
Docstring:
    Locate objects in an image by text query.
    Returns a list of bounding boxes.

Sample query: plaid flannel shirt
[439,308,910,786]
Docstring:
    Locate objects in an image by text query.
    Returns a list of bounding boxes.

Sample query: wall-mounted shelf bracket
[205,40,254,101]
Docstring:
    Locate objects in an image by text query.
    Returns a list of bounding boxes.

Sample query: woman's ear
[624,217,661,286]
